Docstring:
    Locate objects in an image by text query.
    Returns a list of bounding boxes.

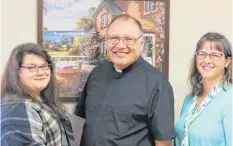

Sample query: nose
[36,67,45,75]
[115,39,126,48]
[203,55,212,63]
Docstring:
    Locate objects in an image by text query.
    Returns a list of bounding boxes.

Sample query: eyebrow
[123,35,137,38]
[108,35,138,38]
[198,51,223,54]
[22,63,48,66]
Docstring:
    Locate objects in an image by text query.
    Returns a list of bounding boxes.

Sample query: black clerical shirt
[75,57,175,146]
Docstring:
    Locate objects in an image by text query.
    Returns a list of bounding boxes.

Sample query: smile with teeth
[114,51,128,55]
[203,66,213,71]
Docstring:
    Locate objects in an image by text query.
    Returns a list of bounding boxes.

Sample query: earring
[224,66,228,72]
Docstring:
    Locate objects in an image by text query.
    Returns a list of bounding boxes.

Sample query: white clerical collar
[114,66,122,72]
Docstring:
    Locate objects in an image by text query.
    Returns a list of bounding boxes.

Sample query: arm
[148,79,176,143]
[155,140,172,146]
[223,96,232,146]
[74,80,88,118]
[1,102,46,146]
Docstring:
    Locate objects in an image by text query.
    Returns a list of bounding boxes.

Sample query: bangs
[198,41,224,52]
[210,41,224,52]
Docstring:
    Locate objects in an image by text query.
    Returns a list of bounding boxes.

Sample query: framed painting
[37,0,170,102]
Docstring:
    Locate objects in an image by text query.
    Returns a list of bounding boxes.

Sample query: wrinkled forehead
[107,18,141,35]
[198,41,224,52]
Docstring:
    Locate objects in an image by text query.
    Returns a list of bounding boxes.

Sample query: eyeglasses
[106,35,142,45]
[196,51,223,61]
[20,64,50,72]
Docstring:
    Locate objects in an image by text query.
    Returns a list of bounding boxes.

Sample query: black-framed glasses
[20,64,50,72]
[196,51,223,61]
[106,35,142,45]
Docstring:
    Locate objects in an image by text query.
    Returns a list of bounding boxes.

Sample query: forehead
[23,53,47,64]
[107,18,141,36]
[199,41,224,52]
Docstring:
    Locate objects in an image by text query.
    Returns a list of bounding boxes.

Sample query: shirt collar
[112,56,142,73]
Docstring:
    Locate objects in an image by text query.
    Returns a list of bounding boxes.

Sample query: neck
[31,92,42,101]
[114,64,128,70]
[202,78,222,95]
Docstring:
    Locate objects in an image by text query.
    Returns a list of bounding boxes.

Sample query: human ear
[225,57,231,68]
[141,36,146,44]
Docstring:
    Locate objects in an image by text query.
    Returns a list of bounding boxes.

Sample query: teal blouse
[175,86,232,146]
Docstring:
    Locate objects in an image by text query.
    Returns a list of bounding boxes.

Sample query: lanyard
[181,83,222,146]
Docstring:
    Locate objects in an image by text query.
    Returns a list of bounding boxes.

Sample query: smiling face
[196,41,231,83]
[18,54,51,96]
[106,18,144,69]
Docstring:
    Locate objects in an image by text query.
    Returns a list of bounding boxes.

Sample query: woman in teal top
[175,32,232,146]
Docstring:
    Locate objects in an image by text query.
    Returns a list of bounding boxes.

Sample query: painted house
[91,0,166,66]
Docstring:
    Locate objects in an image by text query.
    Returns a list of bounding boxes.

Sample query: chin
[201,75,217,81]
[35,86,47,91]
[112,60,128,67]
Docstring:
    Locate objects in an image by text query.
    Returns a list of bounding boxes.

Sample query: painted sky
[44,0,102,30]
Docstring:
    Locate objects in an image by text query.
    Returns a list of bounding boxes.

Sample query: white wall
[0,0,76,112]
[1,0,37,73]
[1,0,232,120]
[0,0,2,74]
[169,0,232,120]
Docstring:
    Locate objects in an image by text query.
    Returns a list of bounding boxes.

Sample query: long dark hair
[1,43,68,118]
[189,32,232,96]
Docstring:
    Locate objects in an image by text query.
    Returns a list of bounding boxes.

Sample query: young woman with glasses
[1,43,75,146]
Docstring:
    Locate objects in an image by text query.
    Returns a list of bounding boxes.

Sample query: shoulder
[216,85,232,105]
[2,99,35,115]
[87,60,112,81]
[138,57,170,87]
[87,60,110,75]
[1,100,45,131]
[138,58,164,77]
[180,95,194,114]
[218,85,232,112]
[1,99,51,120]
[92,60,110,72]
[1,99,29,112]
[221,85,232,96]
[183,94,193,105]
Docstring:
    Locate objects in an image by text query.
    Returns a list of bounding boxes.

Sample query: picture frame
[37,0,170,102]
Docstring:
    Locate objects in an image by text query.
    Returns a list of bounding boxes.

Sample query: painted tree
[80,28,102,64]
[69,37,82,55]
[76,16,94,32]
[75,7,105,64]
[75,7,96,32]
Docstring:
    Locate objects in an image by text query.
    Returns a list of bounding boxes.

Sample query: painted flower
[156,56,163,64]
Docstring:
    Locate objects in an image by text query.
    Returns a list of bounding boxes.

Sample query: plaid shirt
[1,99,75,146]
